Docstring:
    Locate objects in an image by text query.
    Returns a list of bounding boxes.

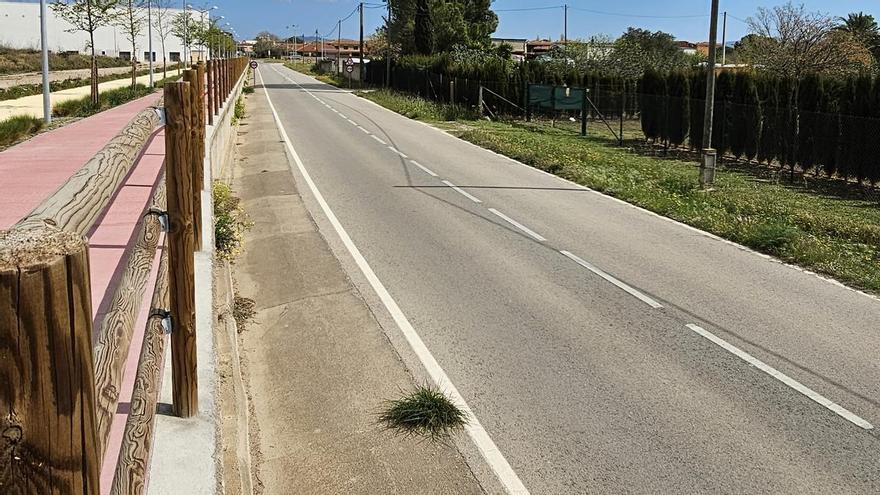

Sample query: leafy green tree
[386,0,497,55]
[610,28,689,78]
[796,74,822,173]
[711,71,734,155]
[171,11,201,62]
[852,75,873,181]
[414,0,435,54]
[838,78,858,180]
[818,78,841,177]
[729,72,760,160]
[51,0,120,105]
[777,77,798,173]
[639,69,664,142]
[666,71,689,147]
[757,75,778,164]
[688,69,706,150]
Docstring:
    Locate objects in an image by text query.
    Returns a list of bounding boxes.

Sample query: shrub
[232,97,245,123]
[0,115,44,147]
[213,181,251,260]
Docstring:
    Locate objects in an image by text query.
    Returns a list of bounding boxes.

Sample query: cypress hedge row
[639,69,880,184]
[365,57,879,184]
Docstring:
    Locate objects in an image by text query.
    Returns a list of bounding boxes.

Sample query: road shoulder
[218,81,484,494]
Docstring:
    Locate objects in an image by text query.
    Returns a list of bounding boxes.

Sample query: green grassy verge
[361,89,880,294]
[52,84,154,117]
[0,65,182,101]
[0,46,129,75]
[0,115,44,147]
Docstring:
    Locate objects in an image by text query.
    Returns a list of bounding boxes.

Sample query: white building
[0,1,211,63]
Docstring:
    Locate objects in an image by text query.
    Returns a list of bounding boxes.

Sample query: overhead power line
[567,6,709,19]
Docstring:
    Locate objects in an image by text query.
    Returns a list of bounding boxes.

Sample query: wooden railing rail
[1,57,248,494]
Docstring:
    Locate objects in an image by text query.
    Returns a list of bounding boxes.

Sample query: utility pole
[385,0,391,87]
[39,0,50,124]
[337,19,341,66]
[721,11,728,66]
[563,4,568,43]
[315,29,319,63]
[359,2,364,84]
[700,0,720,188]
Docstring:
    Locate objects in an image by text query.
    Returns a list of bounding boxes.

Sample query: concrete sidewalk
[0,71,162,120]
[220,83,483,494]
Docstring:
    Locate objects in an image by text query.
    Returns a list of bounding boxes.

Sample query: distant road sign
[250,61,258,69]
[345,57,354,67]
[346,64,354,73]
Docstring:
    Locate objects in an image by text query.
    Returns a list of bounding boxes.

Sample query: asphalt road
[257,63,880,494]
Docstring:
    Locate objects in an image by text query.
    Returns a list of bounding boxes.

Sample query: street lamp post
[39,0,50,124]
[147,0,154,87]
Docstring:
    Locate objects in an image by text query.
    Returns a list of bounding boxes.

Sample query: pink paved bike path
[0,92,161,229]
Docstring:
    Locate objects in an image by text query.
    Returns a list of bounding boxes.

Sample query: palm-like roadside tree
[836,12,880,58]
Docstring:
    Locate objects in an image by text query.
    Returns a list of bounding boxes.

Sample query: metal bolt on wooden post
[163,81,198,418]
[0,225,100,494]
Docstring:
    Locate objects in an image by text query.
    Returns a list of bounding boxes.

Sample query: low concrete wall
[207,70,249,181]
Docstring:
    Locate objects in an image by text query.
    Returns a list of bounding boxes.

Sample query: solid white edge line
[684,324,873,430]
[347,119,358,126]
[358,126,371,134]
[370,135,388,145]
[339,113,348,119]
[409,159,438,177]
[442,180,482,203]
[258,69,530,494]
[559,250,663,309]
[488,208,546,242]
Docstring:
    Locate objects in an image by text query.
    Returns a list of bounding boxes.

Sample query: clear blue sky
[12,0,879,42]
[208,0,878,42]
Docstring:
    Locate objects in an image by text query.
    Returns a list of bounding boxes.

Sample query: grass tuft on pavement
[361,90,880,294]
[379,385,468,441]
[0,114,44,147]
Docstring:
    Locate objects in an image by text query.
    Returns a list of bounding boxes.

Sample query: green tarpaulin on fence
[528,84,586,110]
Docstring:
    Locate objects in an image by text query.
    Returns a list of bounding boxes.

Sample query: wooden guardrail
[0,57,249,494]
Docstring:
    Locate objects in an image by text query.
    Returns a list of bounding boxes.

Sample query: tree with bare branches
[739,2,874,78]
[116,0,146,87]
[151,0,174,78]
[51,0,120,105]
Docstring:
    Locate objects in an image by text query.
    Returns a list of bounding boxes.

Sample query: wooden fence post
[184,68,205,252]
[206,60,214,126]
[0,226,100,494]
[163,81,198,418]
